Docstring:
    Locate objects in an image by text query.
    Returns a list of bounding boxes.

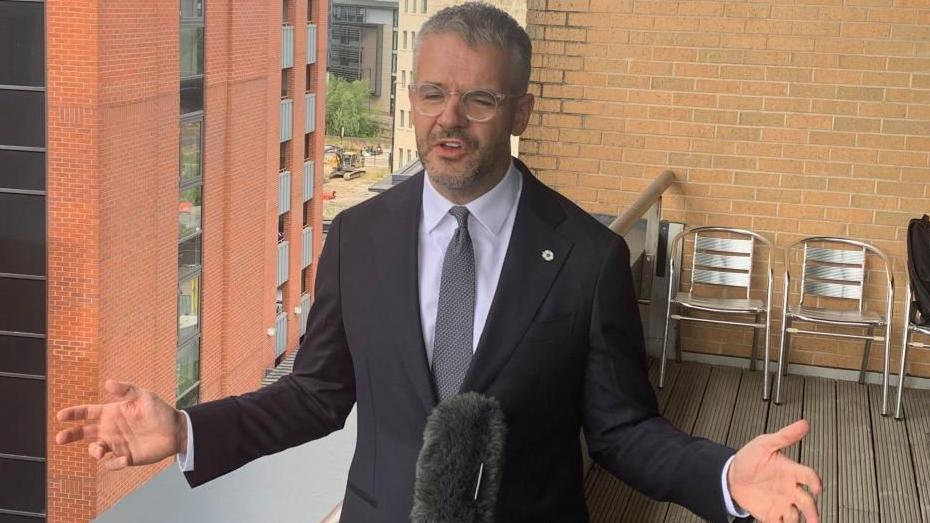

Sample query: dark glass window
[0,377,45,457]
[0,193,45,277]
[0,2,45,87]
[178,186,202,240]
[178,235,202,278]
[0,512,46,523]
[0,336,45,377]
[180,77,204,115]
[180,26,204,79]
[0,278,45,334]
[181,0,203,20]
[180,119,202,185]
[0,150,44,192]
[0,90,44,148]
[0,457,45,514]
[178,275,201,343]
[177,337,200,399]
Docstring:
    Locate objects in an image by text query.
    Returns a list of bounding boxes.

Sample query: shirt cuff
[721,455,750,519]
[176,409,195,472]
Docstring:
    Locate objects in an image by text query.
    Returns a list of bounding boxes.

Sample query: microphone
[411,392,507,523]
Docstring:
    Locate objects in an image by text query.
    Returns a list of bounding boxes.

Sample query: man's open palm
[729,419,822,523]
[55,380,185,471]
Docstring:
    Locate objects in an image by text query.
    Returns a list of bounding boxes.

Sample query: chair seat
[910,323,930,336]
[673,293,766,314]
[787,304,883,326]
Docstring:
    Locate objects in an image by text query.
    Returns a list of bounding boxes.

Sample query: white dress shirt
[176,161,748,519]
[418,162,522,366]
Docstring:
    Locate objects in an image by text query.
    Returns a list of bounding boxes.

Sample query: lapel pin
[541,249,554,262]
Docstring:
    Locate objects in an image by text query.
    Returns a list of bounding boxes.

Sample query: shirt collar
[422,160,521,236]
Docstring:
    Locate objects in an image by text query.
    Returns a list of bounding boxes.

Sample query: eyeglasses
[408,82,523,122]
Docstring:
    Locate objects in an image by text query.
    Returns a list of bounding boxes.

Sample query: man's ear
[509,93,535,136]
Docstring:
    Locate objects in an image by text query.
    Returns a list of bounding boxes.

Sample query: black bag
[907,214,930,326]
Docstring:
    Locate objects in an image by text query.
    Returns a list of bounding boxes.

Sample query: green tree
[325,75,380,138]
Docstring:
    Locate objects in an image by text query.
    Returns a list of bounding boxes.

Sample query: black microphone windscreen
[411,392,506,523]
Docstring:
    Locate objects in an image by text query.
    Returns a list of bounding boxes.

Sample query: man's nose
[436,94,467,129]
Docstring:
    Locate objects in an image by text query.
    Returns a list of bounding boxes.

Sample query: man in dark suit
[57,3,821,521]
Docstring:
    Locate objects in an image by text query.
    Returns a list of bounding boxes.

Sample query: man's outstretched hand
[729,419,822,523]
[55,380,187,471]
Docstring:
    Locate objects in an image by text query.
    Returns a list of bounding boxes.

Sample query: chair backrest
[797,239,870,312]
[688,230,757,299]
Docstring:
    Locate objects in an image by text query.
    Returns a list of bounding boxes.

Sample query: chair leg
[749,313,761,372]
[859,327,874,384]
[895,328,911,420]
[775,318,791,405]
[881,322,893,417]
[660,306,674,390]
[675,319,683,363]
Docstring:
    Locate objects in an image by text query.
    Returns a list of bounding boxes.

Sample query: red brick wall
[47,0,328,519]
[523,0,930,376]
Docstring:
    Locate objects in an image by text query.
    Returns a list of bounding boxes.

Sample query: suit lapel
[462,161,573,394]
[374,173,437,413]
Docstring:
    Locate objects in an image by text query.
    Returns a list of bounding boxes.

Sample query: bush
[325,75,380,138]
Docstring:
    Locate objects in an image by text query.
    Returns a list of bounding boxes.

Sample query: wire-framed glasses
[408,82,522,122]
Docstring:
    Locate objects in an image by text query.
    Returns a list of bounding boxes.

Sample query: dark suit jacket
[184,159,736,522]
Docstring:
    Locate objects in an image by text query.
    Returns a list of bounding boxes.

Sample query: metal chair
[660,227,775,398]
[774,237,895,414]
[894,278,930,419]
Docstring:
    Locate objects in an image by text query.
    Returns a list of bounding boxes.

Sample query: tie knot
[449,206,470,229]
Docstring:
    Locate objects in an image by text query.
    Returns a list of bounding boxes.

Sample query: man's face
[410,33,533,202]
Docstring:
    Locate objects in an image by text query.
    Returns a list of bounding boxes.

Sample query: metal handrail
[320,501,342,523]
[609,169,675,236]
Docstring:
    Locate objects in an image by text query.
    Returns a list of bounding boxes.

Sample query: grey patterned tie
[431,206,476,402]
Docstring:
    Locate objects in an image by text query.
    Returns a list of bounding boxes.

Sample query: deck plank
[801,377,838,523]
[726,370,770,450]
[870,385,921,522]
[904,388,930,522]
[835,381,879,522]
[769,374,803,461]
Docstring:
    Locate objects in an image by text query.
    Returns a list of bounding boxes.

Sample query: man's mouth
[437,139,465,150]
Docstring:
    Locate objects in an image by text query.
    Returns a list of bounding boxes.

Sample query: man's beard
[417,129,493,192]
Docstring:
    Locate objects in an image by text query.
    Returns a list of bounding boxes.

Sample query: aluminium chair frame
[894,281,930,419]
[660,227,775,398]
[775,236,895,415]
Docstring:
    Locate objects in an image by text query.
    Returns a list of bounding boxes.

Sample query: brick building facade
[522,0,930,376]
[0,0,326,520]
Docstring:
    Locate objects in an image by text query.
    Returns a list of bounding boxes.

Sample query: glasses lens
[462,90,498,122]
[414,84,446,115]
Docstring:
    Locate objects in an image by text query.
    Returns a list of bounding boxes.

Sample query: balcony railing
[280,98,293,142]
[305,92,316,134]
[302,226,312,269]
[299,293,311,336]
[277,240,289,286]
[303,160,314,201]
[307,24,317,64]
[279,170,291,215]
[275,312,288,357]
[282,25,294,68]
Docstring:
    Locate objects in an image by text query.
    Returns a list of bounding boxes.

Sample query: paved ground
[322,150,390,221]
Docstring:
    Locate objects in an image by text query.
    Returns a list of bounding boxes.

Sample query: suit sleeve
[183,212,356,487]
[582,234,735,523]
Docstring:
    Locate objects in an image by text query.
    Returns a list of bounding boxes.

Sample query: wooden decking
[584,360,930,522]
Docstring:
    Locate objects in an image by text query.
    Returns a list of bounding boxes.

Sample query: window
[307,0,312,22]
[180,26,204,79]
[0,277,45,334]
[403,31,407,49]
[0,150,44,192]
[0,90,45,148]
[0,2,45,87]
[421,0,427,13]
[402,70,406,87]
[178,275,201,343]
[0,193,45,277]
[404,0,408,12]
[181,0,203,20]
[282,0,290,24]
[176,337,200,409]
[412,31,416,48]
[400,110,405,128]
[179,185,202,240]
[281,69,292,98]
[178,235,202,278]
[180,119,202,185]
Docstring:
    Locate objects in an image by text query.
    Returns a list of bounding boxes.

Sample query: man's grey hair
[413,2,532,94]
